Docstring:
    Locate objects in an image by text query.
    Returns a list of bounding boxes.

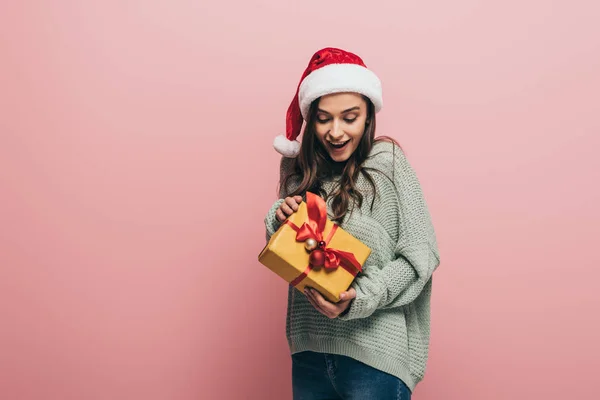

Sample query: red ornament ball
[309,249,325,267]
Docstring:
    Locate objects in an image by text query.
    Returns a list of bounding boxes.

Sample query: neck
[319,158,346,180]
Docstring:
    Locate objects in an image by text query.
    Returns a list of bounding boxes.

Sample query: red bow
[285,192,362,278]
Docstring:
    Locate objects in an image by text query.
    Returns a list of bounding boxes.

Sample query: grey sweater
[263,140,441,391]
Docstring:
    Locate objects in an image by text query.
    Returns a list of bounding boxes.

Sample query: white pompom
[273,135,301,158]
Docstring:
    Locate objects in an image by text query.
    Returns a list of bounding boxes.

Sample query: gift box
[258,192,371,303]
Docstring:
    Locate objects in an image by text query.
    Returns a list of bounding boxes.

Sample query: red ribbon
[284,192,362,287]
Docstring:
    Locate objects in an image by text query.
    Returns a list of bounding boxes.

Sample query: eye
[344,117,357,123]
[317,117,330,124]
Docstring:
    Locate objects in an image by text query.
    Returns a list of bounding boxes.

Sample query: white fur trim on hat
[298,63,383,119]
[273,134,301,158]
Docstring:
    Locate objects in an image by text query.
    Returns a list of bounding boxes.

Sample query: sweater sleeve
[265,198,285,242]
[338,144,441,320]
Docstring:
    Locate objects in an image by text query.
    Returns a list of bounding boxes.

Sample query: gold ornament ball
[304,238,318,252]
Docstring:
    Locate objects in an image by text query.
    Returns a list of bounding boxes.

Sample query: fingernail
[340,293,345,299]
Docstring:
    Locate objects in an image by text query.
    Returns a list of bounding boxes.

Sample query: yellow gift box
[258,192,371,303]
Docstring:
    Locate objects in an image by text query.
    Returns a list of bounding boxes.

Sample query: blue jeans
[292,351,412,400]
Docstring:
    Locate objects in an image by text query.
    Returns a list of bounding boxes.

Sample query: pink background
[1,1,599,399]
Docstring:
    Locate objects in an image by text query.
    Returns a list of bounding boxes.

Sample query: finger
[339,288,357,301]
[309,289,337,317]
[304,289,328,316]
[306,289,333,317]
[294,195,303,204]
[285,197,300,211]
[275,209,286,222]
[280,202,294,216]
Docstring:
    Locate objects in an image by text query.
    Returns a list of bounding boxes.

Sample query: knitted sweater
[263,140,441,391]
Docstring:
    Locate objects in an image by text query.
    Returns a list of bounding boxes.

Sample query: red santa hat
[273,47,383,158]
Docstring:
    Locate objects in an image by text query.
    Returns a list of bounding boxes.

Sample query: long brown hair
[280,95,401,223]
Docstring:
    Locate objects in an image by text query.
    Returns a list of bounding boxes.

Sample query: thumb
[339,288,357,301]
[294,195,303,204]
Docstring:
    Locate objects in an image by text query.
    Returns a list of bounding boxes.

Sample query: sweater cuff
[264,199,285,240]
[337,276,382,321]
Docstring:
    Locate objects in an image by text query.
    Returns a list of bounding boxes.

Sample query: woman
[264,47,441,399]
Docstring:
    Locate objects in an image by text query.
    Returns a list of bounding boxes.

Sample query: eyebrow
[317,106,361,115]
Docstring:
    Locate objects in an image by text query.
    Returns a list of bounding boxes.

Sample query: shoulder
[278,156,300,197]
[363,138,426,198]
[279,156,297,181]
[365,138,409,173]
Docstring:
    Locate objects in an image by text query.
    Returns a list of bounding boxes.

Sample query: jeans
[292,351,412,400]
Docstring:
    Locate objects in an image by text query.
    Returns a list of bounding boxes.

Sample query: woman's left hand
[304,287,356,319]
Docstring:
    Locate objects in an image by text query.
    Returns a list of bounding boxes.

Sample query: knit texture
[263,141,441,391]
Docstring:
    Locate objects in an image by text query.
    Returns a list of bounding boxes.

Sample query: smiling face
[313,92,369,162]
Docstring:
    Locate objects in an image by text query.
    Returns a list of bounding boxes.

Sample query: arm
[338,145,441,320]
[264,198,285,241]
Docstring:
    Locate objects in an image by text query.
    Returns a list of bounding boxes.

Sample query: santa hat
[273,47,383,158]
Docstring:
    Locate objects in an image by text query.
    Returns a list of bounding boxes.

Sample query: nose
[329,119,344,141]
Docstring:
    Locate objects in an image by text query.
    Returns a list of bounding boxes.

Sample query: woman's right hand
[275,195,303,222]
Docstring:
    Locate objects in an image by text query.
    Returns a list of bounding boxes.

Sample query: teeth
[329,140,349,147]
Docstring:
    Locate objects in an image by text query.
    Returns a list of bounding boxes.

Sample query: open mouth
[327,140,350,150]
